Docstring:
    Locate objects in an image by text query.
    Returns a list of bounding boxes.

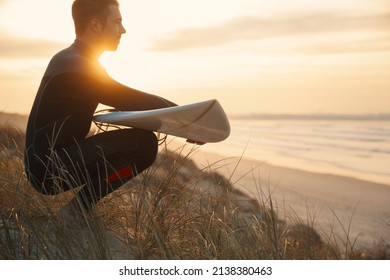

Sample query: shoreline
[2,112,389,249]
[188,145,390,249]
[224,117,390,187]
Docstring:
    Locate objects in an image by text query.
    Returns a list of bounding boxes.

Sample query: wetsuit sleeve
[96,74,177,111]
[98,77,178,110]
[56,72,177,111]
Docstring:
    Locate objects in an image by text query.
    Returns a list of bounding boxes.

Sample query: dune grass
[0,124,389,260]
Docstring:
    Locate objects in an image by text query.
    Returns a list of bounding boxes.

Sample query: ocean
[203,114,390,186]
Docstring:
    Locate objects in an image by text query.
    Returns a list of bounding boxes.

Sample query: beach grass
[0,124,389,260]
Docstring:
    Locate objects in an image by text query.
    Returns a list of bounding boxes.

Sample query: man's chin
[109,46,119,51]
[104,41,120,52]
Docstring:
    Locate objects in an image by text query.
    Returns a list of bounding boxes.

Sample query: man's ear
[90,18,103,33]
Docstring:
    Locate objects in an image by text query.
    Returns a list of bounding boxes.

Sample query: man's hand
[186,139,206,145]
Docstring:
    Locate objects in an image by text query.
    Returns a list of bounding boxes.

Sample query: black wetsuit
[24,39,175,208]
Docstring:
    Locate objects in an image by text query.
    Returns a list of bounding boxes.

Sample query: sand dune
[2,111,389,249]
[0,112,28,131]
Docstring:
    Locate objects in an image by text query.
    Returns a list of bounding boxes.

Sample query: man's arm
[96,76,178,110]
[58,72,177,111]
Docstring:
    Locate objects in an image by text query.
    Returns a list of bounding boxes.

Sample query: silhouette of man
[24,0,176,225]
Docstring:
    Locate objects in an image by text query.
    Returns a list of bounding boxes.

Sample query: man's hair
[72,0,119,36]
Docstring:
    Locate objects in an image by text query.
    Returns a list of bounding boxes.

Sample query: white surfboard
[93,99,230,143]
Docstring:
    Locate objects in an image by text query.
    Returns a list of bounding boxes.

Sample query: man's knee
[138,130,158,166]
[100,128,158,169]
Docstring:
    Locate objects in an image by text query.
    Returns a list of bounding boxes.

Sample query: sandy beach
[190,147,390,249]
[2,113,389,249]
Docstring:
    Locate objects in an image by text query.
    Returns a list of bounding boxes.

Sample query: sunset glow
[1,0,389,115]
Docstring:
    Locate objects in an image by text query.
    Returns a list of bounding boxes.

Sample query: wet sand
[190,147,390,249]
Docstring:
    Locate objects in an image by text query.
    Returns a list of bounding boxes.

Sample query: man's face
[99,5,126,51]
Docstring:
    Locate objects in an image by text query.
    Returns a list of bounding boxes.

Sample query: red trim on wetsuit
[107,166,133,183]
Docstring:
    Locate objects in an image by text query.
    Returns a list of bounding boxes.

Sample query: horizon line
[231,113,390,121]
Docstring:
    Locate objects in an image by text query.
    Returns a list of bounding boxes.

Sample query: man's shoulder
[44,45,92,77]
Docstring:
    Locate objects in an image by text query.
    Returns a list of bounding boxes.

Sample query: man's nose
[121,24,126,34]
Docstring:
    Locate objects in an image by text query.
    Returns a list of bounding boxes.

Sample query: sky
[0,0,389,116]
